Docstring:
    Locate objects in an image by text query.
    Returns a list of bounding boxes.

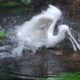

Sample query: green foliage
[0,31,6,39]
[0,1,20,6]
[0,0,32,7]
[58,72,80,80]
[37,72,80,80]
[0,0,32,13]
[20,0,32,4]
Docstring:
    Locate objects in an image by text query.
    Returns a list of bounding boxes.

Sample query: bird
[14,4,80,57]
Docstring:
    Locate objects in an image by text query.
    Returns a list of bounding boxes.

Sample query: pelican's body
[17,5,62,49]
[13,4,80,57]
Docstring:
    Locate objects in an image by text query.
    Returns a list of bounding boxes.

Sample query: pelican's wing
[30,14,53,31]
[32,15,53,32]
[24,15,55,46]
[16,14,53,41]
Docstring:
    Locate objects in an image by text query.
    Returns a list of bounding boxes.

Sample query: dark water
[0,49,67,80]
[0,48,80,80]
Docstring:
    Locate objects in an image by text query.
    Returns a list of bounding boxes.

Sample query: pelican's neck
[56,30,66,42]
[47,27,66,47]
[48,19,57,36]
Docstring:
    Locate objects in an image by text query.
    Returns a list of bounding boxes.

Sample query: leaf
[0,31,6,39]
[57,72,80,80]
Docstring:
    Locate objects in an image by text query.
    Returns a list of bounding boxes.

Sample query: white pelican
[13,4,80,57]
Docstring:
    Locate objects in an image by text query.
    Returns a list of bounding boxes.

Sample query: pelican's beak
[68,30,80,52]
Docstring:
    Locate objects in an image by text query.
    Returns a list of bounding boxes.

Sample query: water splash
[10,5,80,58]
[10,5,62,57]
[1,5,80,58]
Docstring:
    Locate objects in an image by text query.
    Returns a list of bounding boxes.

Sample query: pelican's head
[58,24,80,52]
[58,25,69,33]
